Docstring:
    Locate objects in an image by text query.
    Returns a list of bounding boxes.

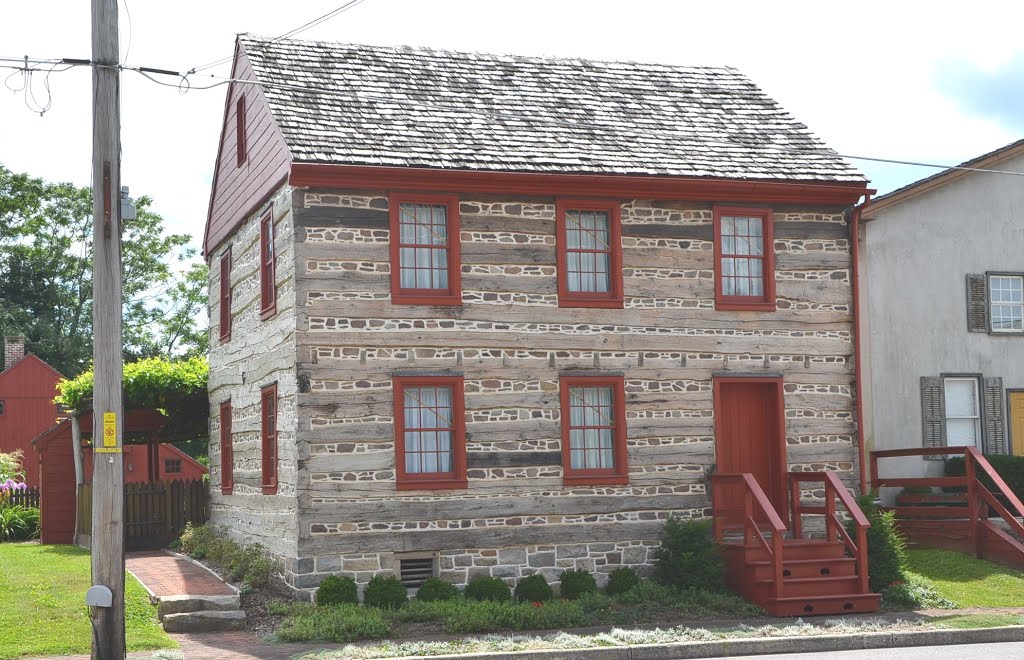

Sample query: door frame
[712,375,789,523]
[1007,389,1024,456]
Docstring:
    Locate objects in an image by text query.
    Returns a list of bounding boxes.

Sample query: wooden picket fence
[7,486,40,509]
[77,479,208,550]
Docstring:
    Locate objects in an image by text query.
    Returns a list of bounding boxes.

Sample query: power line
[186,0,369,75]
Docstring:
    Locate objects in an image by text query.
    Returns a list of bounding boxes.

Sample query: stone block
[292,573,323,589]
[556,544,588,559]
[623,546,647,564]
[467,567,493,580]
[491,564,520,579]
[528,552,555,567]
[343,558,380,571]
[162,610,246,633]
[316,556,341,573]
[497,548,527,565]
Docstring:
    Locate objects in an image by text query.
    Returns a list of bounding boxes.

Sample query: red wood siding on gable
[0,356,63,488]
[205,44,291,257]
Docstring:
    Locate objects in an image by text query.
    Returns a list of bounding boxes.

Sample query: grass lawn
[0,543,176,659]
[932,613,1024,629]
[905,548,1024,608]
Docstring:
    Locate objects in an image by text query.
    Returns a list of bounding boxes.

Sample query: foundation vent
[398,555,436,588]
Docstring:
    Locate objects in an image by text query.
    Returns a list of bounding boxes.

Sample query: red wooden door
[714,379,786,523]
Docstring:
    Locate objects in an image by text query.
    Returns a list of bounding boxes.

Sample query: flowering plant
[0,451,27,502]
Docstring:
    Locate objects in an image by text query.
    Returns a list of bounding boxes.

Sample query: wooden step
[746,556,857,580]
[892,506,972,519]
[724,539,847,562]
[762,592,881,617]
[753,575,863,600]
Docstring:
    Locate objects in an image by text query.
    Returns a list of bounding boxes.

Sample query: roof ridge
[236,32,742,74]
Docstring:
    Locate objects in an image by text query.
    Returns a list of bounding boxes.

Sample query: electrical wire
[186,0,369,75]
[120,0,133,67]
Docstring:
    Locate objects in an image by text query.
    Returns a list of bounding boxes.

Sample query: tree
[0,164,208,376]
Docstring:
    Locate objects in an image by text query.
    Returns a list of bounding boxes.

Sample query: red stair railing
[711,473,787,599]
[871,447,1024,560]
[788,471,870,594]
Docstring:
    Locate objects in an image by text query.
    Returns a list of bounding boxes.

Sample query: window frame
[220,400,234,495]
[713,205,776,311]
[164,458,183,475]
[219,247,232,342]
[259,211,277,319]
[236,96,247,168]
[942,375,983,449]
[559,375,629,486]
[260,383,279,494]
[555,199,624,308]
[987,272,1024,334]
[393,375,467,490]
[389,193,462,306]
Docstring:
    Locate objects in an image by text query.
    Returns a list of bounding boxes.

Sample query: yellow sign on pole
[103,412,117,447]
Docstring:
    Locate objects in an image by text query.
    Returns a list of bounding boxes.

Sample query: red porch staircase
[711,472,880,617]
[871,447,1024,569]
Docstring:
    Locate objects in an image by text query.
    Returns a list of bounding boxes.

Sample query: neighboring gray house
[860,138,1024,482]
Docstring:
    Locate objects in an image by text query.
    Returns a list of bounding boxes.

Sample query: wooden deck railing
[789,471,870,594]
[711,473,787,599]
[871,446,1024,559]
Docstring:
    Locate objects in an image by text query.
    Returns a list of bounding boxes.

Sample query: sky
[2,0,1023,255]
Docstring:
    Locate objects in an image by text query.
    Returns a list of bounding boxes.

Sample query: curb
[301,625,1024,660]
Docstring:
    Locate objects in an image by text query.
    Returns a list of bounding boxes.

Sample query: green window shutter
[983,377,1007,454]
[966,273,989,332]
[921,376,946,454]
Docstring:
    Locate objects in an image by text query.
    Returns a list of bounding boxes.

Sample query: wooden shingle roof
[238,35,865,183]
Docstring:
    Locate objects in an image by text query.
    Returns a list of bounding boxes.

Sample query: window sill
[563,474,629,487]
[219,333,231,344]
[260,304,277,321]
[716,300,776,312]
[261,484,278,495]
[558,297,624,309]
[397,478,468,491]
[391,293,462,307]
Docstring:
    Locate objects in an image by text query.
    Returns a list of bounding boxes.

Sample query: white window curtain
[943,378,980,447]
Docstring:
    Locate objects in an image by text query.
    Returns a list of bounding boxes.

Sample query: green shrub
[848,492,907,592]
[464,575,511,602]
[604,567,640,596]
[316,575,358,606]
[652,517,727,593]
[881,574,957,611]
[613,579,675,605]
[0,504,39,542]
[363,575,408,609]
[415,577,459,602]
[274,603,391,642]
[174,522,278,589]
[946,455,1024,501]
[439,599,586,634]
[558,569,597,600]
[514,573,553,603]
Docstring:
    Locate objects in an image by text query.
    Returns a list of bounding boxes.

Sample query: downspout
[851,192,873,495]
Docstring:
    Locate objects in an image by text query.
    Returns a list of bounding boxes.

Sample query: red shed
[33,409,208,545]
[0,336,64,488]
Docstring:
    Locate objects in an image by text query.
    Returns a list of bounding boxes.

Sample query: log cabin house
[205,35,880,614]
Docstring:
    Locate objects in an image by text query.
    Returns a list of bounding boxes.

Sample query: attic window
[236,96,247,167]
[396,554,437,588]
[165,459,182,474]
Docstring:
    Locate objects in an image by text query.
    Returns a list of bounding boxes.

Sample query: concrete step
[157,594,241,620]
[162,609,247,633]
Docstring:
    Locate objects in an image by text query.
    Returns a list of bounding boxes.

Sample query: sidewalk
[126,550,236,598]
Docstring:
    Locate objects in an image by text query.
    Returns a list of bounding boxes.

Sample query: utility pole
[90,0,125,656]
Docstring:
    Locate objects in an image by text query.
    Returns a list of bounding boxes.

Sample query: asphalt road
[720,641,1024,659]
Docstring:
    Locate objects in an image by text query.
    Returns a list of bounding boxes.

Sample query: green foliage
[274,603,391,643]
[557,569,596,600]
[652,517,727,593]
[56,356,207,412]
[880,573,957,611]
[513,573,553,603]
[0,450,25,483]
[0,505,39,542]
[464,575,512,602]
[0,164,205,376]
[316,575,359,606]
[604,567,641,596]
[414,577,459,602]
[906,548,1024,607]
[175,522,279,589]
[849,492,907,592]
[362,575,408,610]
[612,580,763,617]
[946,455,1024,502]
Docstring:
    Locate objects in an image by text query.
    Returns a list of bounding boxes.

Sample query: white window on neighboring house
[943,377,981,448]
[989,274,1023,333]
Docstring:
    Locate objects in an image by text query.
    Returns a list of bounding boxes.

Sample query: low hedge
[945,454,1024,502]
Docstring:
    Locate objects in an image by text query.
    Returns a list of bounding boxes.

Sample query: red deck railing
[789,471,870,594]
[871,446,1024,558]
[711,473,787,599]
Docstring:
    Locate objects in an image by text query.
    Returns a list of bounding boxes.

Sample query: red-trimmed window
[260,383,278,494]
[165,459,182,474]
[219,248,232,342]
[556,199,623,308]
[220,400,234,495]
[259,212,276,318]
[236,96,247,167]
[389,194,461,305]
[560,376,628,486]
[714,206,775,310]
[393,376,467,490]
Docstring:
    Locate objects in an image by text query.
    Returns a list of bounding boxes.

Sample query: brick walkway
[126,550,236,597]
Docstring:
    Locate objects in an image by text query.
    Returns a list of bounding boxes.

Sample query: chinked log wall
[271,190,857,595]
